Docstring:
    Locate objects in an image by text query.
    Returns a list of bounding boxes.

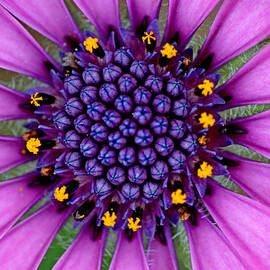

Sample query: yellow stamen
[198,112,216,128]
[30,92,43,107]
[197,161,213,178]
[142,31,156,45]
[180,212,191,221]
[26,138,41,155]
[182,57,191,66]
[84,37,99,53]
[198,79,214,96]
[171,189,187,205]
[160,43,178,59]
[54,186,69,202]
[102,211,117,227]
[76,214,85,220]
[198,135,207,145]
[41,167,53,176]
[128,217,142,232]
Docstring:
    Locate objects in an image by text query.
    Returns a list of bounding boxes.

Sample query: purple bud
[64,75,83,95]
[80,86,97,105]
[95,178,112,197]
[103,64,122,82]
[130,61,149,79]
[121,183,140,200]
[143,182,162,199]
[98,146,116,166]
[133,106,152,125]
[65,97,84,117]
[114,95,133,113]
[107,166,126,185]
[87,101,106,121]
[138,147,157,166]
[135,129,153,147]
[118,74,137,93]
[99,83,118,102]
[150,161,169,181]
[166,78,185,97]
[118,147,136,167]
[173,99,190,118]
[168,150,186,172]
[74,114,91,134]
[155,136,174,156]
[90,123,108,142]
[180,133,198,152]
[169,119,186,139]
[145,75,163,93]
[82,64,101,85]
[80,137,98,157]
[153,95,171,114]
[150,116,168,135]
[52,110,72,131]
[128,165,147,184]
[133,87,152,105]
[102,110,122,128]
[114,48,132,67]
[64,130,81,148]
[85,159,104,176]
[108,131,127,149]
[65,151,82,169]
[119,119,137,137]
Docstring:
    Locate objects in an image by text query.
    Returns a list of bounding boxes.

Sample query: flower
[0,0,270,269]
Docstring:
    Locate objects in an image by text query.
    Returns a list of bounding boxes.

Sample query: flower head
[0,0,270,269]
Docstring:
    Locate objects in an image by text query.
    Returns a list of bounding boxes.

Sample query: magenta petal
[0,0,83,50]
[0,85,34,120]
[52,223,107,270]
[0,136,35,174]
[126,0,162,32]
[147,222,178,270]
[202,180,270,269]
[0,203,71,269]
[223,151,270,206]
[0,172,46,239]
[228,110,270,159]
[0,7,60,84]
[109,230,149,270]
[73,0,120,40]
[185,212,247,270]
[198,0,270,71]
[217,44,270,109]
[164,0,220,46]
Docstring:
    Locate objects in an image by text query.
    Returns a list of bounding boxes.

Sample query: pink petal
[52,223,107,270]
[109,230,150,270]
[228,109,270,159]
[0,85,34,120]
[126,0,162,32]
[0,0,83,50]
[223,151,270,206]
[0,172,46,239]
[147,222,178,270]
[0,6,60,84]
[73,0,120,40]
[217,44,270,109]
[0,203,71,269]
[0,136,35,174]
[185,211,247,270]
[198,0,270,71]
[164,0,220,46]
[202,180,270,269]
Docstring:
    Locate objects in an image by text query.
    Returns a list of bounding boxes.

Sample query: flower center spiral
[22,27,233,235]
